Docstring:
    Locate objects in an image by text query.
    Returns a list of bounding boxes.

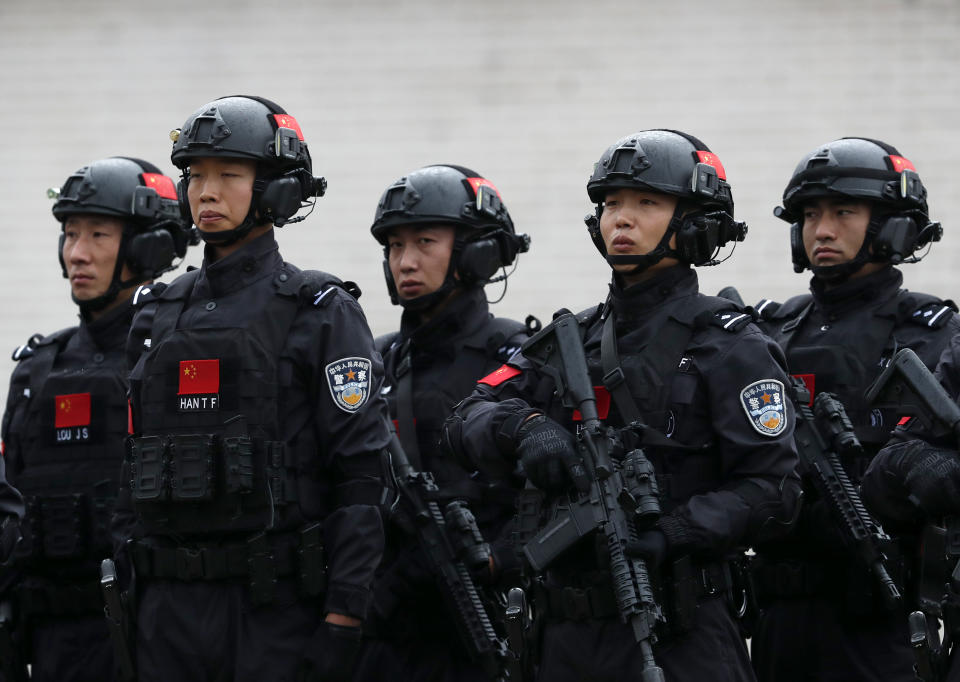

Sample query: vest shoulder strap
[12,327,73,362]
[896,291,958,329]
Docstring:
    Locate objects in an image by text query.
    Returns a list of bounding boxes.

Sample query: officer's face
[387,225,456,300]
[599,188,679,281]
[62,214,131,301]
[801,197,872,267]
[186,157,257,232]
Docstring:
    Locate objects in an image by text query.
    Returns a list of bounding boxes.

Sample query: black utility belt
[15,492,114,562]
[130,523,326,605]
[751,557,905,605]
[129,433,295,504]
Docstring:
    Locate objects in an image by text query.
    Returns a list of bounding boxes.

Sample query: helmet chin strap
[603,203,685,276]
[195,176,269,246]
[810,212,885,283]
[73,228,134,316]
[393,240,465,312]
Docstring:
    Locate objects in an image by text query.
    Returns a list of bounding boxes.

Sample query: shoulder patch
[740,379,787,437]
[478,364,522,387]
[132,283,167,307]
[11,333,44,361]
[754,299,781,321]
[910,300,957,329]
[325,357,372,413]
[713,310,753,332]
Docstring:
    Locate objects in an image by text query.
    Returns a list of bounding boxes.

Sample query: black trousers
[353,637,490,682]
[135,579,322,682]
[536,596,754,682]
[28,615,115,682]
[751,599,916,682]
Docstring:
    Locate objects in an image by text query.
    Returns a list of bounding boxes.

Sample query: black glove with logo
[515,414,589,493]
[298,622,362,682]
[863,439,960,524]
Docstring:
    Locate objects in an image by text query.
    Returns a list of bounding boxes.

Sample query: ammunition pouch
[130,434,296,534]
[14,492,114,562]
[536,559,731,640]
[129,522,326,606]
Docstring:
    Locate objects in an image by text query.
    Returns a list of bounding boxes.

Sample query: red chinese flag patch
[572,386,612,421]
[141,173,178,200]
[55,393,91,428]
[888,155,916,173]
[695,151,727,181]
[273,114,305,141]
[793,373,816,406]
[897,416,912,427]
[466,177,502,199]
[478,364,521,387]
[178,359,220,395]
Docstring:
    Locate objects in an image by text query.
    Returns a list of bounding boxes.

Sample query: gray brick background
[1,0,958,408]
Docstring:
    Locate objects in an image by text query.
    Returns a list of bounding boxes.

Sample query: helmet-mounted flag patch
[887,155,916,173]
[466,177,502,199]
[695,151,726,180]
[740,379,787,437]
[272,114,304,141]
[141,173,178,200]
[326,357,372,413]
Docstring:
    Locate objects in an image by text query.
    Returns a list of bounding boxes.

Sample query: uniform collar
[607,265,698,323]
[399,287,491,351]
[198,230,283,298]
[809,266,902,315]
[76,297,135,351]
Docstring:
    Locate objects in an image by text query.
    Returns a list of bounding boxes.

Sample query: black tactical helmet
[170,95,326,244]
[371,165,530,309]
[52,157,193,313]
[776,137,940,277]
[585,130,745,272]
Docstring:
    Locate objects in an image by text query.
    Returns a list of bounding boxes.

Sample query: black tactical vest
[129,269,336,537]
[12,330,128,567]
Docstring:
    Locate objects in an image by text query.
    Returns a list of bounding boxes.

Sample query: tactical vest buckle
[40,494,87,558]
[602,367,626,390]
[169,434,217,502]
[223,436,255,494]
[131,436,169,502]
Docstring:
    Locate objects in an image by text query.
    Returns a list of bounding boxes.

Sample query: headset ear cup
[458,238,502,285]
[58,232,67,278]
[259,176,305,227]
[125,229,176,279]
[790,222,809,273]
[177,178,193,225]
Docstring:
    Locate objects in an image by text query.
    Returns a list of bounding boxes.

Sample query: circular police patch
[739,379,787,437]
[325,357,372,413]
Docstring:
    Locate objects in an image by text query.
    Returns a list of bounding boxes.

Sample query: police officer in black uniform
[113,96,390,682]
[0,157,190,682]
[441,129,801,682]
[354,165,532,682]
[749,137,959,682]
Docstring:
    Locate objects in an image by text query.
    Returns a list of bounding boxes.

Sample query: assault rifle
[385,436,518,680]
[100,558,136,682]
[790,379,902,608]
[519,312,665,682]
[865,348,960,681]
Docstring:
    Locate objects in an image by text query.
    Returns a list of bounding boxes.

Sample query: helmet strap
[810,211,886,283]
[194,175,270,246]
[72,225,134,316]
[602,202,685,275]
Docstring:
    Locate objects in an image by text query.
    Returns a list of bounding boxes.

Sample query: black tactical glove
[863,440,960,522]
[298,622,362,682]
[624,528,668,568]
[515,414,589,493]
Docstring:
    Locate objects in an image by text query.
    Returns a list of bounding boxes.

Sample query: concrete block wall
[1,0,958,408]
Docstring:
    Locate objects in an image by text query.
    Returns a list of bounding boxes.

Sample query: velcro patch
[326,357,372,413]
[740,379,787,437]
[479,364,521,387]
